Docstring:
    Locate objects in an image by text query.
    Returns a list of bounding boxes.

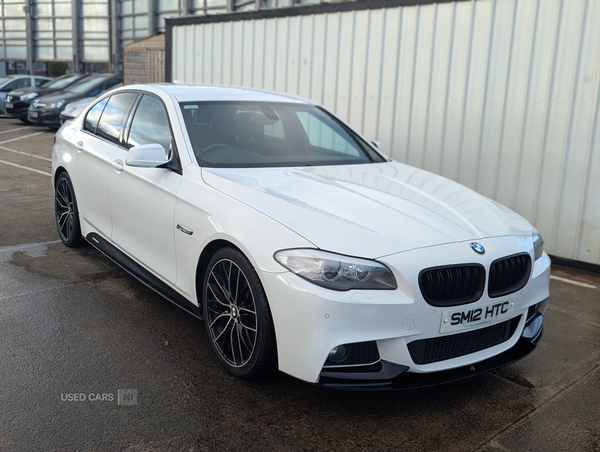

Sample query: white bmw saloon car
[52,84,550,389]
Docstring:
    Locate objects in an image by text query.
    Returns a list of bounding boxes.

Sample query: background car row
[0,74,52,114]
[2,73,123,129]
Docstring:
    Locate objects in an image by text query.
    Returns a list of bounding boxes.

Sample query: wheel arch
[195,239,245,311]
[53,165,68,187]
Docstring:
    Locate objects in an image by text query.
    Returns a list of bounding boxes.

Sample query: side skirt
[86,232,203,319]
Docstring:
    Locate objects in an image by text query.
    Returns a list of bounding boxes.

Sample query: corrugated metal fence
[167,0,600,267]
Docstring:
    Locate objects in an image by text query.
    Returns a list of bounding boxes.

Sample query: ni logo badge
[118,389,138,406]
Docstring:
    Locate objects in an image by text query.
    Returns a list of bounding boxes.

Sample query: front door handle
[111,160,124,172]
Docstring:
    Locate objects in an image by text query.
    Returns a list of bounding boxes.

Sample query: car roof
[122,83,317,105]
[2,74,31,80]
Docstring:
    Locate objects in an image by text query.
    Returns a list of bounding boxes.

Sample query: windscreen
[180,102,385,168]
[45,74,85,89]
[68,77,104,94]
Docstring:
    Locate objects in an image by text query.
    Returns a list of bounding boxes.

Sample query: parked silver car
[0,75,51,114]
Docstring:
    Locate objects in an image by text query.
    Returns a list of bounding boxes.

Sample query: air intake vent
[407,317,520,365]
[419,264,485,307]
[324,341,380,367]
[488,253,531,298]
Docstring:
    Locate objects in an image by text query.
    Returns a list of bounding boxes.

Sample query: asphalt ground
[0,116,598,451]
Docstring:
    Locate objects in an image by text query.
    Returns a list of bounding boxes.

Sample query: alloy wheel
[205,258,258,368]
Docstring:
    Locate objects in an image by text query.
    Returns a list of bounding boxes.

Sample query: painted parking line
[0,126,32,135]
[0,158,51,176]
[0,145,52,162]
[0,130,53,169]
[0,131,46,145]
[550,275,598,289]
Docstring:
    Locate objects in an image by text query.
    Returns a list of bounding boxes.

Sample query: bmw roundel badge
[470,242,485,254]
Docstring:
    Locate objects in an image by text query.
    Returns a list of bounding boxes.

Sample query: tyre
[19,117,30,124]
[55,172,83,247]
[203,247,277,379]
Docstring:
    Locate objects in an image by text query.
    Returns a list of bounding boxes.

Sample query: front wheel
[55,172,83,247]
[203,248,277,379]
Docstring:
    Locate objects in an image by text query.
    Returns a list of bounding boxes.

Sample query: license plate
[440,297,515,334]
[5,102,13,109]
[29,111,38,118]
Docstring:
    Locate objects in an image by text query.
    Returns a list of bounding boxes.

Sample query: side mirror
[372,141,385,155]
[125,143,168,168]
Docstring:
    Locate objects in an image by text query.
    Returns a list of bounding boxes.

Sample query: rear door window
[95,92,138,144]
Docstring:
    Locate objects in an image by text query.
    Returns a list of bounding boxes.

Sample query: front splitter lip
[317,329,543,391]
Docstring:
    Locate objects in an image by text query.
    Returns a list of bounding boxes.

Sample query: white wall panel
[170,0,600,266]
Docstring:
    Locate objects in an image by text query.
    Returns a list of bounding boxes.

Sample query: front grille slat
[407,317,520,365]
[489,253,531,298]
[419,264,485,307]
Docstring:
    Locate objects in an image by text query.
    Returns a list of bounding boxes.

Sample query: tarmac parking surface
[0,117,598,451]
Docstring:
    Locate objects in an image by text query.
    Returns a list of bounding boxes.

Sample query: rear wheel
[55,172,83,247]
[203,247,277,379]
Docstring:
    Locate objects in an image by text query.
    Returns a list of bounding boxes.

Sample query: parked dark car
[28,74,123,129]
[0,75,52,114]
[4,73,91,122]
[59,82,124,125]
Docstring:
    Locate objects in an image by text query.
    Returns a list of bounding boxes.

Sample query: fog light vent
[522,313,543,339]
[327,345,348,363]
[324,341,380,367]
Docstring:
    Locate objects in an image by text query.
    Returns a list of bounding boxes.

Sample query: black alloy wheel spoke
[56,179,74,241]
[206,258,258,368]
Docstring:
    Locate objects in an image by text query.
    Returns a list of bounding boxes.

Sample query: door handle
[75,141,84,153]
[111,160,124,172]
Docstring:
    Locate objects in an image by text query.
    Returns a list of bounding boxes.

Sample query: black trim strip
[165,0,466,82]
[319,360,409,389]
[86,232,203,319]
[549,254,600,275]
[167,0,457,27]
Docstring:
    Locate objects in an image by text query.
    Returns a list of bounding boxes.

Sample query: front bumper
[260,237,551,387]
[28,107,62,128]
[318,316,544,390]
[4,100,30,118]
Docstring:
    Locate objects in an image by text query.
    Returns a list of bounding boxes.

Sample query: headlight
[274,249,397,291]
[20,92,38,101]
[51,100,66,109]
[533,232,544,260]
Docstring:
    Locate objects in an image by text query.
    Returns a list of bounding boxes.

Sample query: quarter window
[95,92,138,144]
[127,94,172,158]
[84,98,108,134]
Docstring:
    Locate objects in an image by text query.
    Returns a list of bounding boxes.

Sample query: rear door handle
[75,141,83,152]
[111,160,124,172]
